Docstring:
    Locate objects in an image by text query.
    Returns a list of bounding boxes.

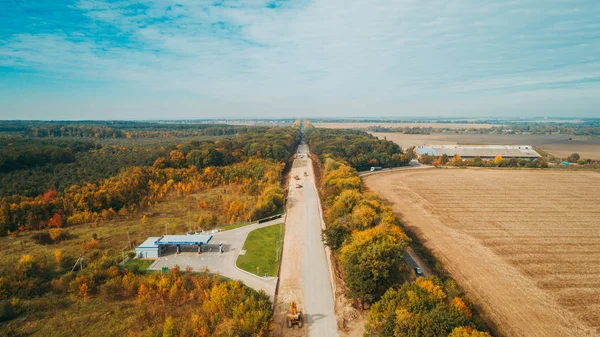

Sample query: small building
[135,234,214,258]
[416,145,541,160]
[135,237,163,259]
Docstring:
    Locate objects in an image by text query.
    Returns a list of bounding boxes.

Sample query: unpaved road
[365,169,600,337]
[273,142,338,337]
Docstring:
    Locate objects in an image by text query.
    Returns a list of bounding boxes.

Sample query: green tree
[339,225,408,309]
[567,153,580,163]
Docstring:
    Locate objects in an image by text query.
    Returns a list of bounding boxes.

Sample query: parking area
[148,218,283,300]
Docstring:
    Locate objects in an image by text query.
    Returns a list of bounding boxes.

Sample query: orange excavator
[287,301,303,328]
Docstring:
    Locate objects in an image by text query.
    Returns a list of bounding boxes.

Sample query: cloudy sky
[0,0,599,120]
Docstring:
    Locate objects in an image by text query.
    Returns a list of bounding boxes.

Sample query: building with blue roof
[135,234,214,258]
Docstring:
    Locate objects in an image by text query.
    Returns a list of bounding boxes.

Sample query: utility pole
[127,229,132,251]
[122,248,125,266]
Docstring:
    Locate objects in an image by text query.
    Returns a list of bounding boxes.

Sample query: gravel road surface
[273,141,338,337]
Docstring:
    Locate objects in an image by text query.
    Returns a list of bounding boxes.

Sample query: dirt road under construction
[272,141,338,337]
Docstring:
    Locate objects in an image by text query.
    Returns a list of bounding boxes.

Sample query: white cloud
[0,0,599,118]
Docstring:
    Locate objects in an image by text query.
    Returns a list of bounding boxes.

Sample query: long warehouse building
[416,145,541,160]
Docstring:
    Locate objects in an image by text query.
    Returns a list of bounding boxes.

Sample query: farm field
[370,132,600,160]
[364,169,600,337]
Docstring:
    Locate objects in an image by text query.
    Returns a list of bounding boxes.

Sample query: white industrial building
[416,145,541,160]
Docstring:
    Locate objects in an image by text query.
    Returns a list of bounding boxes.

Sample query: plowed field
[364,169,600,337]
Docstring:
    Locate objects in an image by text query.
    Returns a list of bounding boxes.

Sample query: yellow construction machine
[287,301,303,328]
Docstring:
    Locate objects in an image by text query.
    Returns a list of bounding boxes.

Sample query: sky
[0,0,599,120]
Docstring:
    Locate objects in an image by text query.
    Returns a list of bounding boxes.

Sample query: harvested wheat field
[364,169,600,337]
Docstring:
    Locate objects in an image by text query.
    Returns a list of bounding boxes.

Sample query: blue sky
[0,0,599,120]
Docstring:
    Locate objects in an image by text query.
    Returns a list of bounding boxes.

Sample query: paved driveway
[148,218,284,300]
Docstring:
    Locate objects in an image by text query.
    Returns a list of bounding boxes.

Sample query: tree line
[366,120,600,136]
[0,120,260,138]
[304,128,412,171]
[419,154,549,168]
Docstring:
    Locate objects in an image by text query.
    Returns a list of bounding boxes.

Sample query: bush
[0,300,16,322]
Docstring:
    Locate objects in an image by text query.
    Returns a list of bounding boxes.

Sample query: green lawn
[236,223,284,277]
[124,259,153,271]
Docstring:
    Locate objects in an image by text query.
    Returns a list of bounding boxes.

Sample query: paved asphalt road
[148,218,283,300]
[299,144,338,337]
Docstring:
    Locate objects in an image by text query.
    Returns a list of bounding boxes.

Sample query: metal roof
[155,234,213,245]
[418,147,438,156]
[416,145,540,158]
[137,237,160,249]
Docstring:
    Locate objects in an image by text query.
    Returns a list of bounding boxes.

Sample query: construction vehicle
[287,301,303,328]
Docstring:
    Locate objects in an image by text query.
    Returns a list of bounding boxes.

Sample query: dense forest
[0,120,257,138]
[306,127,489,336]
[0,121,302,335]
[0,124,300,235]
[304,127,412,171]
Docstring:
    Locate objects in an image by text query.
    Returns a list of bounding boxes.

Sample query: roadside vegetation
[0,121,302,336]
[306,127,489,336]
[304,127,412,171]
[236,223,284,277]
[419,153,549,168]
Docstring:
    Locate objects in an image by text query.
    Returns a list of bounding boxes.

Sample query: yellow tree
[54,250,63,265]
[448,326,492,337]
[49,228,62,242]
